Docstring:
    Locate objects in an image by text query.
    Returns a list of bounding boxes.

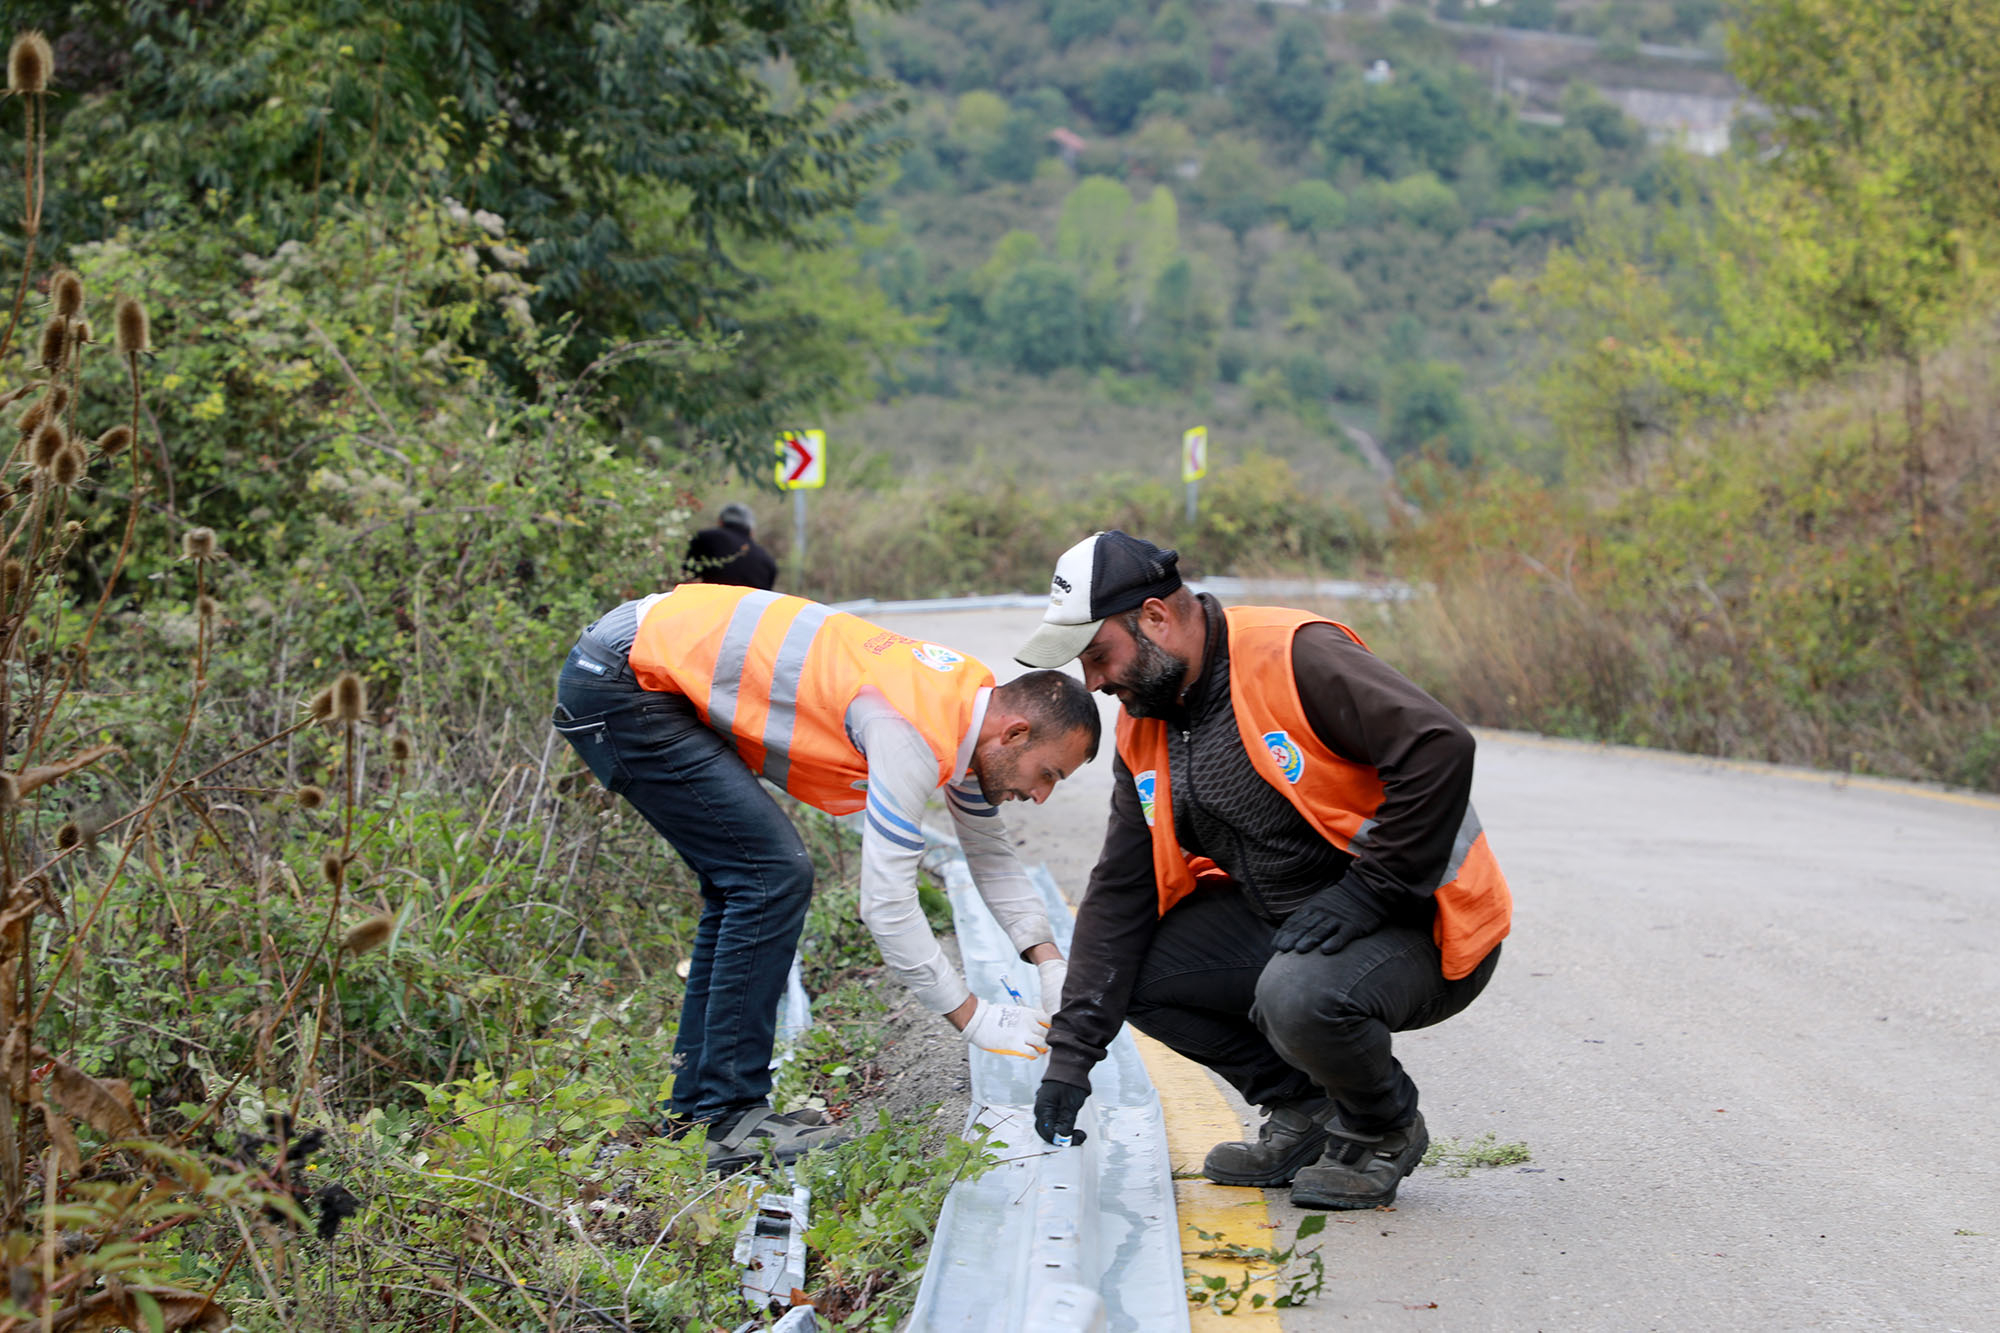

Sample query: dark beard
[1120,626,1187,718]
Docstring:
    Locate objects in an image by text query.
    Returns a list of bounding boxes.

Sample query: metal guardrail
[830,575,1411,620]
[904,850,1188,1333]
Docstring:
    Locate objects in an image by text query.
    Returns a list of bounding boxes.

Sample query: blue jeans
[552,633,815,1124]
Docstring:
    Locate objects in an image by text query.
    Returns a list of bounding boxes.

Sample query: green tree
[25,0,913,468]
[1057,177,1134,288]
[985,113,1048,184]
[1192,138,1274,245]
[1127,184,1182,318]
[1136,256,1215,385]
[1090,62,1156,134]
[989,262,1087,372]
[1382,360,1475,464]
[1275,179,1349,238]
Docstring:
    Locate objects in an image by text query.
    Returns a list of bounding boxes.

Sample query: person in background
[1019,530,1510,1210]
[554,584,1101,1171]
[684,501,777,589]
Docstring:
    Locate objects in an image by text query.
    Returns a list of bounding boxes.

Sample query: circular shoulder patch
[912,642,966,673]
[1134,769,1158,826]
[1262,730,1305,784]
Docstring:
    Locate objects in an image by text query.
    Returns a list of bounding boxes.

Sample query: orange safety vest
[1116,606,1511,980]
[627,585,994,815]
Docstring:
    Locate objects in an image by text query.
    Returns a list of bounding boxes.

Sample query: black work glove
[1034,1079,1090,1146]
[1269,877,1391,955]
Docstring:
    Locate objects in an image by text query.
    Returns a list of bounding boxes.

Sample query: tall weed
[0,38,968,1331]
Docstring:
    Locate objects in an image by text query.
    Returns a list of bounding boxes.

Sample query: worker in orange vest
[1017,532,1510,1210]
[553,585,1100,1172]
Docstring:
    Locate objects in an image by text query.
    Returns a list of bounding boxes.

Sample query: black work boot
[1202,1098,1334,1187]
[1289,1111,1429,1210]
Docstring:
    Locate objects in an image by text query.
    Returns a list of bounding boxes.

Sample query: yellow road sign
[775,430,827,489]
[1181,426,1208,483]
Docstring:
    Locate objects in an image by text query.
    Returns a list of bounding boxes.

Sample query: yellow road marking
[1480,729,2000,812]
[1130,1030,1285,1330]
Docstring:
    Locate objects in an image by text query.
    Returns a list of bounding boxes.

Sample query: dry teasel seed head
[60,519,81,541]
[70,319,89,347]
[46,384,68,415]
[341,913,395,957]
[55,821,80,850]
[309,685,335,722]
[113,297,150,357]
[332,671,366,723]
[94,424,133,457]
[16,396,47,438]
[8,32,51,94]
[0,491,13,515]
[0,773,17,812]
[2,559,23,597]
[50,270,83,320]
[181,527,217,560]
[390,734,413,762]
[320,852,345,887]
[196,593,218,621]
[295,784,326,811]
[38,318,67,372]
[50,446,83,488]
[31,419,65,469]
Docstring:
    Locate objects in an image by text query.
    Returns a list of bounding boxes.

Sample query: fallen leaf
[4,744,122,806]
[53,1285,228,1331]
[41,1057,142,1139]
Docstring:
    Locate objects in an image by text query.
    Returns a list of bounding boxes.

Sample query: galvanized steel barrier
[903,845,1188,1333]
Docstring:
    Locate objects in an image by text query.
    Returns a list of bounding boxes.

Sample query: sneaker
[1289,1111,1429,1210]
[1201,1098,1334,1187]
[702,1106,849,1173]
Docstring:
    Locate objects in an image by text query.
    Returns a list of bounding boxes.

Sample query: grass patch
[1422,1131,1533,1176]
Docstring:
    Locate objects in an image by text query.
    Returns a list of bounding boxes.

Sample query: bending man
[555,584,1099,1171]
[1019,532,1510,1210]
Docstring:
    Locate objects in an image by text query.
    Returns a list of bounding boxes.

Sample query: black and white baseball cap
[1015,531,1183,668]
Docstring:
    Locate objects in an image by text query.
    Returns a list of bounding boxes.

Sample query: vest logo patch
[1134,769,1158,826]
[1263,730,1305,784]
[912,642,965,673]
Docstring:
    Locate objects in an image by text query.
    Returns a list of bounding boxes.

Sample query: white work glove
[961,997,1051,1059]
[1036,958,1069,1015]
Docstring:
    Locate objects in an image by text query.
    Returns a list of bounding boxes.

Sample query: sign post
[774,429,827,574]
[1181,426,1208,524]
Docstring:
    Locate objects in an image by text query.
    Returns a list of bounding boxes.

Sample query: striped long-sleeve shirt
[848,686,1055,1013]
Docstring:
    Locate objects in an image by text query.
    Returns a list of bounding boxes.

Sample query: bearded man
[1018,532,1509,1209]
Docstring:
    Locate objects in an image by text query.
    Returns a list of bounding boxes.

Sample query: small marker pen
[1000,975,1026,1005]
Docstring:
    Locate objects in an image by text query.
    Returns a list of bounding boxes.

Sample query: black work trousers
[1124,885,1501,1131]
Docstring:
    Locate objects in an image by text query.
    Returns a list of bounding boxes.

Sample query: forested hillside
[846,0,1672,475]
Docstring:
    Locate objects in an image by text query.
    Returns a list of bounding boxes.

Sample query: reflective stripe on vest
[1114,605,1511,980]
[626,585,992,815]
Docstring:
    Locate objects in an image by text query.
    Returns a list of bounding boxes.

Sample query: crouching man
[555,584,1099,1171]
[1020,532,1510,1209]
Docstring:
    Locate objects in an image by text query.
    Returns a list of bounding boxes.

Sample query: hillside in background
[828,0,1737,490]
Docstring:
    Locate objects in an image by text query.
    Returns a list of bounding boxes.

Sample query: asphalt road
[871,603,2000,1333]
